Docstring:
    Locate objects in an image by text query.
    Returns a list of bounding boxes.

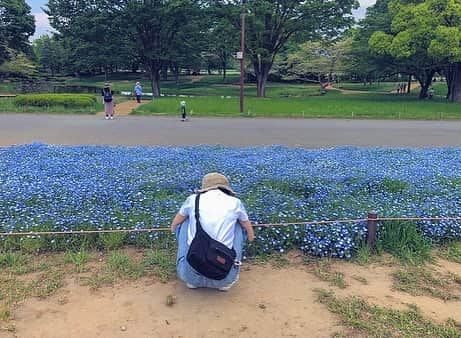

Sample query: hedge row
[14,94,97,108]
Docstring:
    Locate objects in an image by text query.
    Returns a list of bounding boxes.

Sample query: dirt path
[97,99,149,117]
[6,255,461,338]
[11,266,342,338]
[189,76,204,83]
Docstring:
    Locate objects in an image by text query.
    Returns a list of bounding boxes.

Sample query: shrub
[14,94,96,108]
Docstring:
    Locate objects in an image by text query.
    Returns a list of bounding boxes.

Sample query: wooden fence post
[367,211,378,249]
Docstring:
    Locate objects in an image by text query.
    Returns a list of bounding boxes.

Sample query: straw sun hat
[198,173,236,196]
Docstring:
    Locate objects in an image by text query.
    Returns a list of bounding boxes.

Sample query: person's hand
[170,223,177,232]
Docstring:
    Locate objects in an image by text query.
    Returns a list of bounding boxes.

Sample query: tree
[280,39,352,87]
[0,0,35,64]
[33,35,67,76]
[46,0,136,78]
[123,0,204,96]
[347,0,396,85]
[367,0,461,100]
[0,48,37,77]
[207,18,239,81]
[215,0,358,97]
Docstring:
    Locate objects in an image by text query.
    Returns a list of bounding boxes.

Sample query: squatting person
[170,173,255,291]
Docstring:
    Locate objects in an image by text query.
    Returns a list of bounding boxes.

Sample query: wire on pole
[1,216,461,237]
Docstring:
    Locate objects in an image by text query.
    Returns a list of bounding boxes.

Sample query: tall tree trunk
[152,70,161,97]
[254,61,270,97]
[146,60,162,97]
[172,64,180,85]
[407,75,412,94]
[256,71,268,97]
[446,62,461,102]
[417,70,435,99]
[222,60,227,81]
[172,63,180,85]
[161,65,168,81]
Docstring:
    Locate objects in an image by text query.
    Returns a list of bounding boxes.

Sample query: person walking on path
[134,82,143,103]
[180,100,187,121]
[101,83,115,120]
[170,173,255,291]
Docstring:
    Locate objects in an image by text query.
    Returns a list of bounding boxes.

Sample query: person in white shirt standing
[171,173,255,291]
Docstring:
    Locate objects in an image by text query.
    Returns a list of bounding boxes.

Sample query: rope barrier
[1,216,460,237]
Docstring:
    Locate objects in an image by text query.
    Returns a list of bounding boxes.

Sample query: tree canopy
[0,0,35,68]
[367,0,461,101]
[214,0,359,97]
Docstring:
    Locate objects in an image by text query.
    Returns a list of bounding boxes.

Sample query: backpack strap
[194,193,203,232]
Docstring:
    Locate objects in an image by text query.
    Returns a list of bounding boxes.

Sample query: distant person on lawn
[134,82,143,103]
[180,100,187,121]
[101,83,115,120]
[170,173,255,291]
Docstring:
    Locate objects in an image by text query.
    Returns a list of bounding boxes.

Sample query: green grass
[2,74,459,119]
[64,250,91,273]
[99,233,127,251]
[433,82,449,97]
[106,251,145,279]
[248,252,292,269]
[0,81,17,93]
[0,97,102,114]
[392,267,461,301]
[377,221,432,265]
[313,259,348,289]
[133,92,461,119]
[143,249,176,282]
[316,289,461,338]
[439,241,461,264]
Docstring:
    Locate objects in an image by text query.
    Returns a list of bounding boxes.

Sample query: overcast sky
[27,0,377,39]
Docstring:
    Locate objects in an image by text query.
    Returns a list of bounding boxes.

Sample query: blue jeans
[175,220,246,289]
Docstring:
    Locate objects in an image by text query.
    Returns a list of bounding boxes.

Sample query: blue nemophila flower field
[0,143,460,258]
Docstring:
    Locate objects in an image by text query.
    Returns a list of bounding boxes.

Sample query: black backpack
[103,90,113,102]
[187,193,237,280]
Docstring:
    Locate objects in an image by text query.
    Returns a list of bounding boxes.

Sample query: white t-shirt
[179,189,249,248]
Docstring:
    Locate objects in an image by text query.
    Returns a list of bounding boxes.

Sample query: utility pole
[239,0,246,114]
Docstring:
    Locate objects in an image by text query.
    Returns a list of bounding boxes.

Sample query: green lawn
[1,74,459,119]
[433,82,449,97]
[0,82,17,93]
[338,82,400,92]
[66,74,324,98]
[133,91,461,120]
[0,97,103,114]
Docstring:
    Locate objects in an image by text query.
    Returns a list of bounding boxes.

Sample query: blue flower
[1,143,460,257]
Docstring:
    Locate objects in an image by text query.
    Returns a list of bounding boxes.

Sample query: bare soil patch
[2,251,461,338]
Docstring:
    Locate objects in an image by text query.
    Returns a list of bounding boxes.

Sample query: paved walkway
[1,114,460,148]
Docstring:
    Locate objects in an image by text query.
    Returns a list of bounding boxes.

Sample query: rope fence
[1,214,461,249]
